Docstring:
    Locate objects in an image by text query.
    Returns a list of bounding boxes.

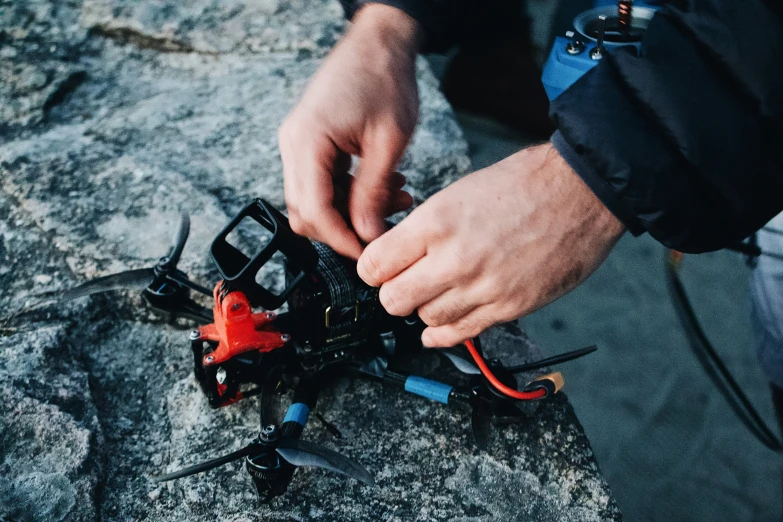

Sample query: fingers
[357,214,427,287]
[289,197,364,260]
[377,255,455,317]
[350,136,410,244]
[282,129,411,261]
[416,288,481,328]
[389,187,414,215]
[281,132,364,259]
[420,306,495,348]
[314,204,366,259]
[335,172,412,220]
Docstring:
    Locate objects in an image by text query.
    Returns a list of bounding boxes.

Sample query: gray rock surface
[0,1,619,520]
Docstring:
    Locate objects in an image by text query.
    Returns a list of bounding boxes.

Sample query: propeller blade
[260,365,285,429]
[60,268,156,302]
[441,349,480,375]
[167,212,190,267]
[152,444,256,483]
[471,399,492,450]
[276,438,374,486]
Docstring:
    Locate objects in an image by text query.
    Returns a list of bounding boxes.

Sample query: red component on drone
[195,282,290,367]
[215,382,245,405]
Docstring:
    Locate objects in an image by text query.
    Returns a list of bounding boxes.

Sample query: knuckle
[298,204,320,227]
[456,315,484,339]
[284,186,298,208]
[490,293,524,322]
[422,209,451,239]
[438,329,464,348]
[417,305,439,327]
[379,285,404,316]
[501,300,526,322]
[278,119,295,145]
[388,104,417,134]
[475,277,502,303]
[288,213,306,235]
[442,257,466,279]
[358,250,385,285]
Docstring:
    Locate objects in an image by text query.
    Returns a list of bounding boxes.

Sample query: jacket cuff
[352,0,445,52]
[551,130,645,236]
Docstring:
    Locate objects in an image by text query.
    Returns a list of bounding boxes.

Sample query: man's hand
[357,143,626,347]
[279,4,422,259]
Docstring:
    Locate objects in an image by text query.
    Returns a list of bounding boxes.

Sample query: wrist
[351,3,423,56]
[546,144,626,241]
[517,143,626,243]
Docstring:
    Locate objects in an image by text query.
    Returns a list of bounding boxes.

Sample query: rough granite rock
[0,325,101,522]
[81,0,346,56]
[0,1,621,520]
[0,0,89,130]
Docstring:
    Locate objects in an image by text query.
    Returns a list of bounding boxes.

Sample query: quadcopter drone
[60,198,596,501]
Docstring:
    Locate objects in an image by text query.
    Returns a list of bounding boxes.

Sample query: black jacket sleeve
[550,0,783,253]
[339,0,523,53]
[340,0,448,51]
[343,0,783,253]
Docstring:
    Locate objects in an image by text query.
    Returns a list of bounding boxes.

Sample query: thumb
[350,145,405,244]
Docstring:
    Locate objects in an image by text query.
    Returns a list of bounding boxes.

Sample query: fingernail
[421,331,433,347]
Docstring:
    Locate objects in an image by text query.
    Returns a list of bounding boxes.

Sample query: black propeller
[275,438,373,485]
[165,211,190,269]
[470,396,493,450]
[62,212,194,302]
[153,445,256,482]
[506,345,597,373]
[61,267,156,302]
[153,367,374,487]
[58,212,212,321]
[436,347,513,450]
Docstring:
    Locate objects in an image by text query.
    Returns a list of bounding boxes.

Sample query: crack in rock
[43,70,88,115]
[88,25,218,56]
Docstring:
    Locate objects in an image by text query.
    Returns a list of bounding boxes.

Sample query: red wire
[464,339,547,400]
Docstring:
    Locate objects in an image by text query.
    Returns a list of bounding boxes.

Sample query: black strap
[314,242,358,337]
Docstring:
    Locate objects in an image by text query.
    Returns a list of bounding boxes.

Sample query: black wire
[508,345,598,374]
[667,262,782,453]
